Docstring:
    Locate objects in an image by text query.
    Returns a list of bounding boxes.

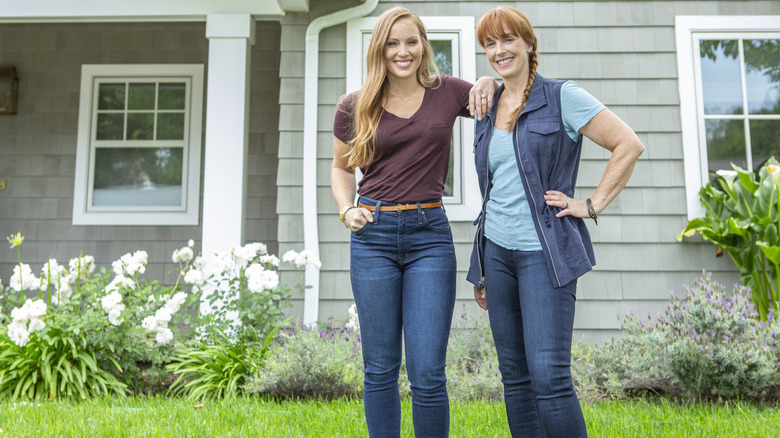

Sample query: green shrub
[245,323,364,400]
[572,271,780,401]
[167,327,277,400]
[0,316,126,400]
[444,311,503,401]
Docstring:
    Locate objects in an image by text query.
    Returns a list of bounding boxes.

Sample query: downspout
[302,0,378,325]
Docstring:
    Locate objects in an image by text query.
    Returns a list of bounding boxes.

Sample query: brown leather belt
[359,201,443,212]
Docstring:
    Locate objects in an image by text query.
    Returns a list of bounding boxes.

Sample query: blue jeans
[484,239,587,438]
[350,196,457,438]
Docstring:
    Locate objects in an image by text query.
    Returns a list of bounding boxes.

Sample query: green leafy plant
[167,326,277,400]
[245,323,364,400]
[0,317,127,400]
[678,158,780,319]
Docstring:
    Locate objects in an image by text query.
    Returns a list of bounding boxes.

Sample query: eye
[408,39,418,45]
[504,37,514,43]
[387,41,398,47]
[486,41,496,48]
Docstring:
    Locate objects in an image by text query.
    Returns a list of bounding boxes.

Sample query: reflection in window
[430,39,456,197]
[93,147,184,207]
[699,38,780,174]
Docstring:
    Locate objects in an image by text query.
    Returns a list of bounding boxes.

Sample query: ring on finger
[564,201,569,209]
[481,94,487,100]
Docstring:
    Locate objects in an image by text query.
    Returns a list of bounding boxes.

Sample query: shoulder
[433,74,472,92]
[337,91,359,113]
[560,81,603,108]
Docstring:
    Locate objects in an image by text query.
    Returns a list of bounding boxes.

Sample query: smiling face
[382,17,424,81]
[483,29,533,81]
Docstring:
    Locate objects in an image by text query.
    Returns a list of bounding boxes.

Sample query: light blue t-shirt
[484,81,605,251]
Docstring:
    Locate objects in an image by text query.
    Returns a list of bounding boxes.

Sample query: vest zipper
[513,124,562,287]
[476,114,494,282]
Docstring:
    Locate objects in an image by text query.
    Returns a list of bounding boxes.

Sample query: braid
[506,51,538,131]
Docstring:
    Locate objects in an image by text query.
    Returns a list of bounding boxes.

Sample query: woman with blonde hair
[331,6,494,437]
[468,6,644,437]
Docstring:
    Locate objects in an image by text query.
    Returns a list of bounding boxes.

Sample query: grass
[0,396,779,437]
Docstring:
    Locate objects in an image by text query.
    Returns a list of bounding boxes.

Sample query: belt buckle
[396,204,402,212]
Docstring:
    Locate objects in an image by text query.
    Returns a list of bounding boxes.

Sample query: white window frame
[346,16,480,221]
[73,64,204,225]
[676,16,780,220]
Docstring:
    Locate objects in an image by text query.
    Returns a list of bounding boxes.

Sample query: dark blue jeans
[350,196,457,438]
[484,239,587,438]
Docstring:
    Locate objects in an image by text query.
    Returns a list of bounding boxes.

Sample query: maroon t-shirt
[334,75,472,203]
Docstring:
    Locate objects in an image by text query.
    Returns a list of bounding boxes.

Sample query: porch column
[202,13,255,255]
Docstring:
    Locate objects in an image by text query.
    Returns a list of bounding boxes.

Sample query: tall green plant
[678,158,780,319]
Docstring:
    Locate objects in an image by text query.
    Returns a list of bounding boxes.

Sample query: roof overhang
[0,0,310,23]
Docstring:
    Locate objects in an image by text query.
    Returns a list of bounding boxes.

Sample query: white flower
[11,306,29,323]
[172,246,194,263]
[10,263,40,292]
[7,322,30,347]
[101,291,123,312]
[188,239,194,248]
[155,327,173,345]
[108,305,124,326]
[154,307,172,324]
[41,259,67,288]
[346,304,360,331]
[164,292,187,314]
[232,245,257,269]
[27,318,45,333]
[246,264,279,292]
[293,250,322,269]
[282,250,298,263]
[26,299,46,318]
[105,275,135,294]
[141,315,157,331]
[244,242,268,256]
[258,255,280,267]
[184,269,205,287]
[113,250,148,277]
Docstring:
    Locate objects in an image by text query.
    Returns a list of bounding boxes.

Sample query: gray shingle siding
[273,0,779,342]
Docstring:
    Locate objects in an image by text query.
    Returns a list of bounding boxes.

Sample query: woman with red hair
[468,6,644,437]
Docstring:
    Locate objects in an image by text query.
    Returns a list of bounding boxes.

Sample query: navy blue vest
[467,74,596,288]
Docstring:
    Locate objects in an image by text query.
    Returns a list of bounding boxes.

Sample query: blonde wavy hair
[476,6,538,131]
[343,7,440,168]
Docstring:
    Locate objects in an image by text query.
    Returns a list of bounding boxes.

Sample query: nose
[399,43,409,56]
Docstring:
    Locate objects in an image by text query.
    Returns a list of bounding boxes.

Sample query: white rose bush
[0,232,321,400]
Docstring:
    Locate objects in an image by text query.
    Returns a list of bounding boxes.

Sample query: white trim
[300,0,379,325]
[675,16,780,220]
[72,64,203,226]
[0,0,286,22]
[345,16,479,221]
[201,13,255,254]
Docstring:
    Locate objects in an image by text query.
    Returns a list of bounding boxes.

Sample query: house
[1,0,778,344]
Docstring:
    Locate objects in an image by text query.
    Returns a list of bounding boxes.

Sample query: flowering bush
[0,232,319,397]
[572,271,780,401]
[245,322,364,400]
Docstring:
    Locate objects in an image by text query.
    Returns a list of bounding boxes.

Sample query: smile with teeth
[395,60,413,67]
[497,57,514,66]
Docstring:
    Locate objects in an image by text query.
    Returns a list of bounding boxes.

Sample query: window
[676,17,780,219]
[346,17,480,221]
[73,65,204,225]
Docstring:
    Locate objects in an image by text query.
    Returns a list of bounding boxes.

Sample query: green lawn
[1,396,779,437]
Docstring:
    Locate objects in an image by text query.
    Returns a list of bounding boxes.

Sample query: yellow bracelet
[339,205,355,223]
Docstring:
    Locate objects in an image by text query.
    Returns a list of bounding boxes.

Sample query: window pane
[159,83,186,110]
[430,40,453,76]
[157,113,185,140]
[98,83,125,110]
[700,40,743,115]
[750,120,780,169]
[706,119,746,171]
[744,39,780,115]
[96,113,124,140]
[127,113,154,140]
[128,83,155,110]
[92,147,183,207]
